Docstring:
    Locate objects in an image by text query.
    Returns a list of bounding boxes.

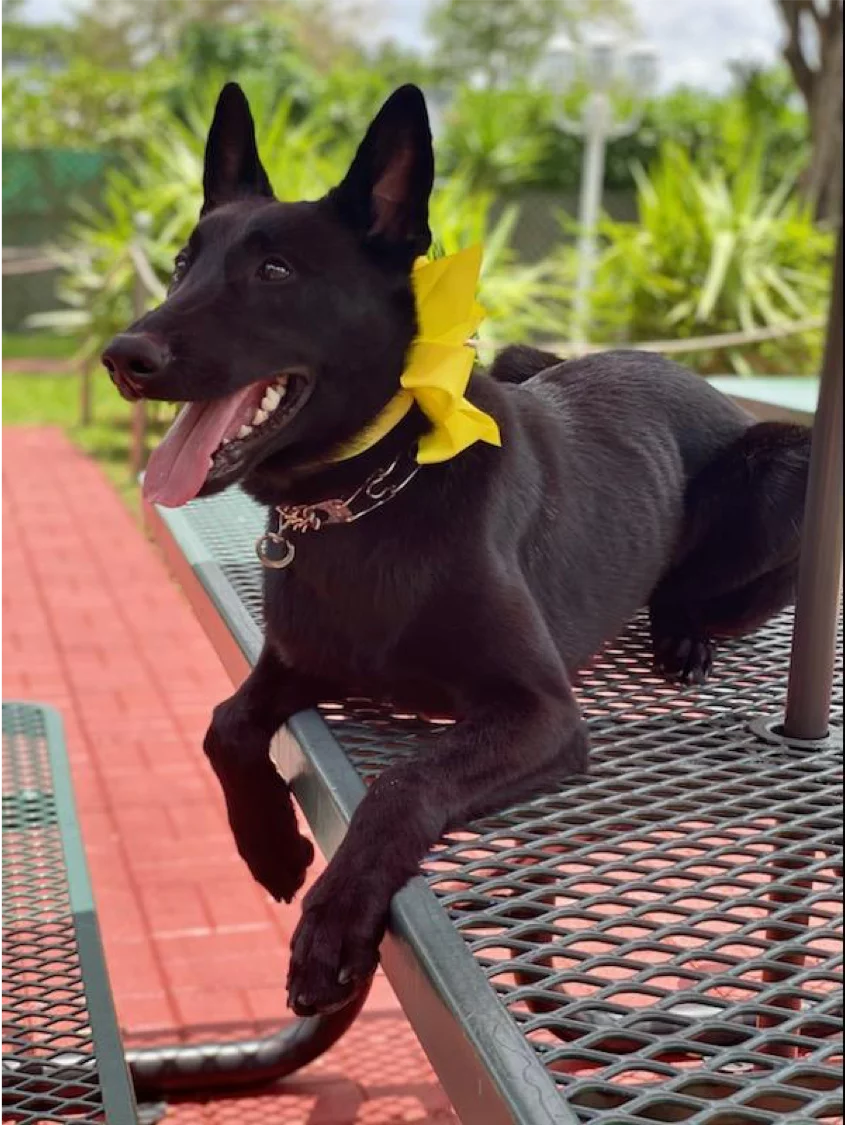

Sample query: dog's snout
[101,333,170,395]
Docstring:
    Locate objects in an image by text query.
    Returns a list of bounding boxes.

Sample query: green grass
[2,371,170,515]
[3,333,82,361]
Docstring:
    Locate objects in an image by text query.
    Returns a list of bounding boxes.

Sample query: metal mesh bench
[2,701,139,1125]
[145,487,843,1125]
[1,703,376,1115]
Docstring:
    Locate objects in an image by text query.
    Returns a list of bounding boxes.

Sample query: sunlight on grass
[3,333,82,361]
[2,371,169,517]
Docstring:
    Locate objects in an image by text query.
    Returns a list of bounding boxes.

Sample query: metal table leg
[3,983,371,1108]
[783,220,843,740]
[127,976,371,1098]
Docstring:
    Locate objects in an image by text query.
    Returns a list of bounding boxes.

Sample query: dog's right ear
[201,83,273,216]
[328,84,434,265]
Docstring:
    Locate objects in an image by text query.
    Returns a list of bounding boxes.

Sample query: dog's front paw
[653,635,714,685]
[286,873,384,1016]
[228,787,315,903]
[204,705,314,902]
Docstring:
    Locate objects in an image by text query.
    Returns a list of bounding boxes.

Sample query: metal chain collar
[256,454,420,569]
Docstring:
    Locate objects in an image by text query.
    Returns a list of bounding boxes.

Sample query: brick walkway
[3,427,455,1124]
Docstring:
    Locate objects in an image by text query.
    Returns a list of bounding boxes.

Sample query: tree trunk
[777,0,843,224]
[805,8,843,221]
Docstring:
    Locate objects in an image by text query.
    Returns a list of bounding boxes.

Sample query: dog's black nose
[101,333,169,397]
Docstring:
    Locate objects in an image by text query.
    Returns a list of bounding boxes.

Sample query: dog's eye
[171,251,189,286]
[257,258,292,282]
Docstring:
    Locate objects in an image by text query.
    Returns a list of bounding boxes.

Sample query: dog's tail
[692,420,810,537]
[487,344,564,385]
[650,420,813,641]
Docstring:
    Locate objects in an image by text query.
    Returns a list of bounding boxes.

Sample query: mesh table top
[2,701,138,1125]
[155,486,843,1125]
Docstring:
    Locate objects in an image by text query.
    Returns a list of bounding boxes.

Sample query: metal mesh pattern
[180,489,843,1124]
[183,490,267,622]
[3,703,118,1124]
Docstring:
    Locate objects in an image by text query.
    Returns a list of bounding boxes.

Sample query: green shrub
[433,66,809,196]
[1,59,178,150]
[600,70,809,197]
[567,141,834,375]
[429,175,562,356]
[5,27,809,198]
[437,84,554,192]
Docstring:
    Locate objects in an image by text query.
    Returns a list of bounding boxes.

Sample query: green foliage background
[3,0,833,375]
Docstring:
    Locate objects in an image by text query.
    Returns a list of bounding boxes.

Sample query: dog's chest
[261,543,421,685]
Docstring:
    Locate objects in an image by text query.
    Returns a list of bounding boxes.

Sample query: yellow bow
[330,245,502,464]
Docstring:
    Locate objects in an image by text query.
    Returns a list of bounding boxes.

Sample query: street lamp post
[539,38,659,345]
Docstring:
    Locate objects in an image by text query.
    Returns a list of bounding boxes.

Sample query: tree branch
[818,0,843,33]
[777,0,817,106]
[818,0,844,72]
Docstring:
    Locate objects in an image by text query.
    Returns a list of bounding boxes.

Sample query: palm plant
[573,141,834,374]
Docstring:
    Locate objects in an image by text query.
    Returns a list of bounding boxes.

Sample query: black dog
[103,83,811,1016]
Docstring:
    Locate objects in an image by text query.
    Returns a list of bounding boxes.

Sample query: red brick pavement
[2,427,456,1124]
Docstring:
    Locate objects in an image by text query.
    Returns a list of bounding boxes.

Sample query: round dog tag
[256,532,295,569]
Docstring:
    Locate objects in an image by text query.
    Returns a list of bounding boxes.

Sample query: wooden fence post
[129,254,148,479]
[128,213,158,478]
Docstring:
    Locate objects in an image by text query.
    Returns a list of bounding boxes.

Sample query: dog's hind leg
[651,560,800,682]
[649,421,811,683]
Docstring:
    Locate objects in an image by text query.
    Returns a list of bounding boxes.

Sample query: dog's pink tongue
[143,383,266,508]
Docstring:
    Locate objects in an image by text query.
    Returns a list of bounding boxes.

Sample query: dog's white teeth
[237,424,252,439]
[262,386,281,411]
[275,375,289,394]
[253,409,268,425]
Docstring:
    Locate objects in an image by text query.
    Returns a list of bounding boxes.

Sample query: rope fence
[551,316,826,358]
[2,250,65,276]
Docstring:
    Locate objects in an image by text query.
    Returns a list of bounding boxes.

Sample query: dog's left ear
[329,84,434,264]
[202,83,274,216]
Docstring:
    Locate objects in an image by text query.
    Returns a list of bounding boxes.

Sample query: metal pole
[572,93,609,345]
[782,221,843,740]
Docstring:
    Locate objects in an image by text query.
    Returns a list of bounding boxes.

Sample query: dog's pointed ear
[328,84,434,263]
[201,83,273,216]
